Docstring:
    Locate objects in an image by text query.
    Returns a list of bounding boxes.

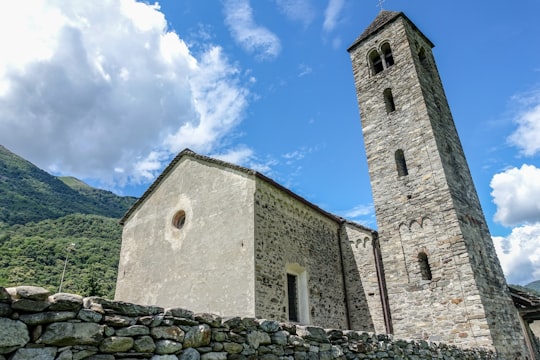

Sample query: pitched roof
[120,148,250,224]
[347,10,434,52]
[509,285,540,321]
[120,148,375,234]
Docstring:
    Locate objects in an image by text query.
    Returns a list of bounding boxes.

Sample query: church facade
[116,148,387,333]
[116,11,534,359]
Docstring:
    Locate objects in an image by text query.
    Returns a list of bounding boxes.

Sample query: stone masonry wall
[349,15,494,348]
[253,179,383,332]
[348,13,530,358]
[0,286,497,359]
[340,223,386,334]
[254,179,349,329]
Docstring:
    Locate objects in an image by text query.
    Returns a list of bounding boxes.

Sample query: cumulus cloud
[323,0,345,32]
[493,223,540,285]
[508,91,540,156]
[223,0,281,60]
[0,0,251,187]
[276,0,316,28]
[490,164,540,227]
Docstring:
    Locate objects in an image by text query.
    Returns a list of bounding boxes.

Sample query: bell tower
[348,11,530,358]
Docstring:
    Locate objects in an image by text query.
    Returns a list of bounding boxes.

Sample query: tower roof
[347,10,434,52]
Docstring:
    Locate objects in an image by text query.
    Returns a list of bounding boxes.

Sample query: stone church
[115,11,536,359]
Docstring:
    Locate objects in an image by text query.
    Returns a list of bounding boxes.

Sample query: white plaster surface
[116,156,256,317]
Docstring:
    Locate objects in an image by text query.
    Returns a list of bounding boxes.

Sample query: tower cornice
[347,11,434,52]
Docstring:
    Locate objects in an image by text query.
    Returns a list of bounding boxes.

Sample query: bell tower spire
[348,11,530,358]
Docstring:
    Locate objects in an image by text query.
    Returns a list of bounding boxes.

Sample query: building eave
[509,285,540,321]
[347,10,434,53]
[120,149,376,233]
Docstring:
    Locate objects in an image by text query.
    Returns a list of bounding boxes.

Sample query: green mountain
[0,145,136,225]
[526,280,540,293]
[0,145,138,297]
[58,176,137,220]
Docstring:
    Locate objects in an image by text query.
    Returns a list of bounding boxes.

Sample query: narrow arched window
[384,88,396,113]
[287,273,298,322]
[369,50,384,74]
[395,149,408,176]
[418,252,432,280]
[381,43,394,68]
[418,48,428,67]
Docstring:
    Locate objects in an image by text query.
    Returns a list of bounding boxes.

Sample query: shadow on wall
[340,225,386,333]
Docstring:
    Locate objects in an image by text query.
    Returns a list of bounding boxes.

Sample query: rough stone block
[184,325,211,348]
[19,311,76,325]
[10,347,57,360]
[7,286,50,301]
[155,339,183,355]
[151,326,185,341]
[48,293,83,311]
[99,336,134,353]
[178,348,200,360]
[0,318,29,354]
[41,322,104,346]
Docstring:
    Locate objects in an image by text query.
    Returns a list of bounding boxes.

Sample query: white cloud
[0,0,251,187]
[212,146,254,166]
[344,204,372,219]
[276,0,316,28]
[164,46,249,153]
[283,150,306,162]
[508,91,540,156]
[249,159,279,175]
[211,146,278,176]
[223,0,281,61]
[493,223,540,285]
[323,0,345,32]
[490,164,540,227]
[298,64,313,77]
[336,203,376,228]
[282,147,316,166]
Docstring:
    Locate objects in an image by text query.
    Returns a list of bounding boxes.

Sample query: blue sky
[0,0,539,285]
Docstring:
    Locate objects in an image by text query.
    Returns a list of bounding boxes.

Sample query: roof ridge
[348,10,402,51]
[120,149,376,233]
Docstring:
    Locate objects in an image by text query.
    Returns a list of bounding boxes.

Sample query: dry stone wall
[0,286,497,359]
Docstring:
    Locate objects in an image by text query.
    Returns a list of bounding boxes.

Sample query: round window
[172,210,186,230]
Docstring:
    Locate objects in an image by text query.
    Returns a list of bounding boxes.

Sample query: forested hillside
[0,145,137,298]
[0,145,136,225]
[0,214,121,298]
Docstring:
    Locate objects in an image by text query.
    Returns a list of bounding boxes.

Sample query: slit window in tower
[369,50,384,74]
[381,43,394,67]
[395,149,408,176]
[418,48,428,67]
[418,252,432,281]
[384,88,396,113]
